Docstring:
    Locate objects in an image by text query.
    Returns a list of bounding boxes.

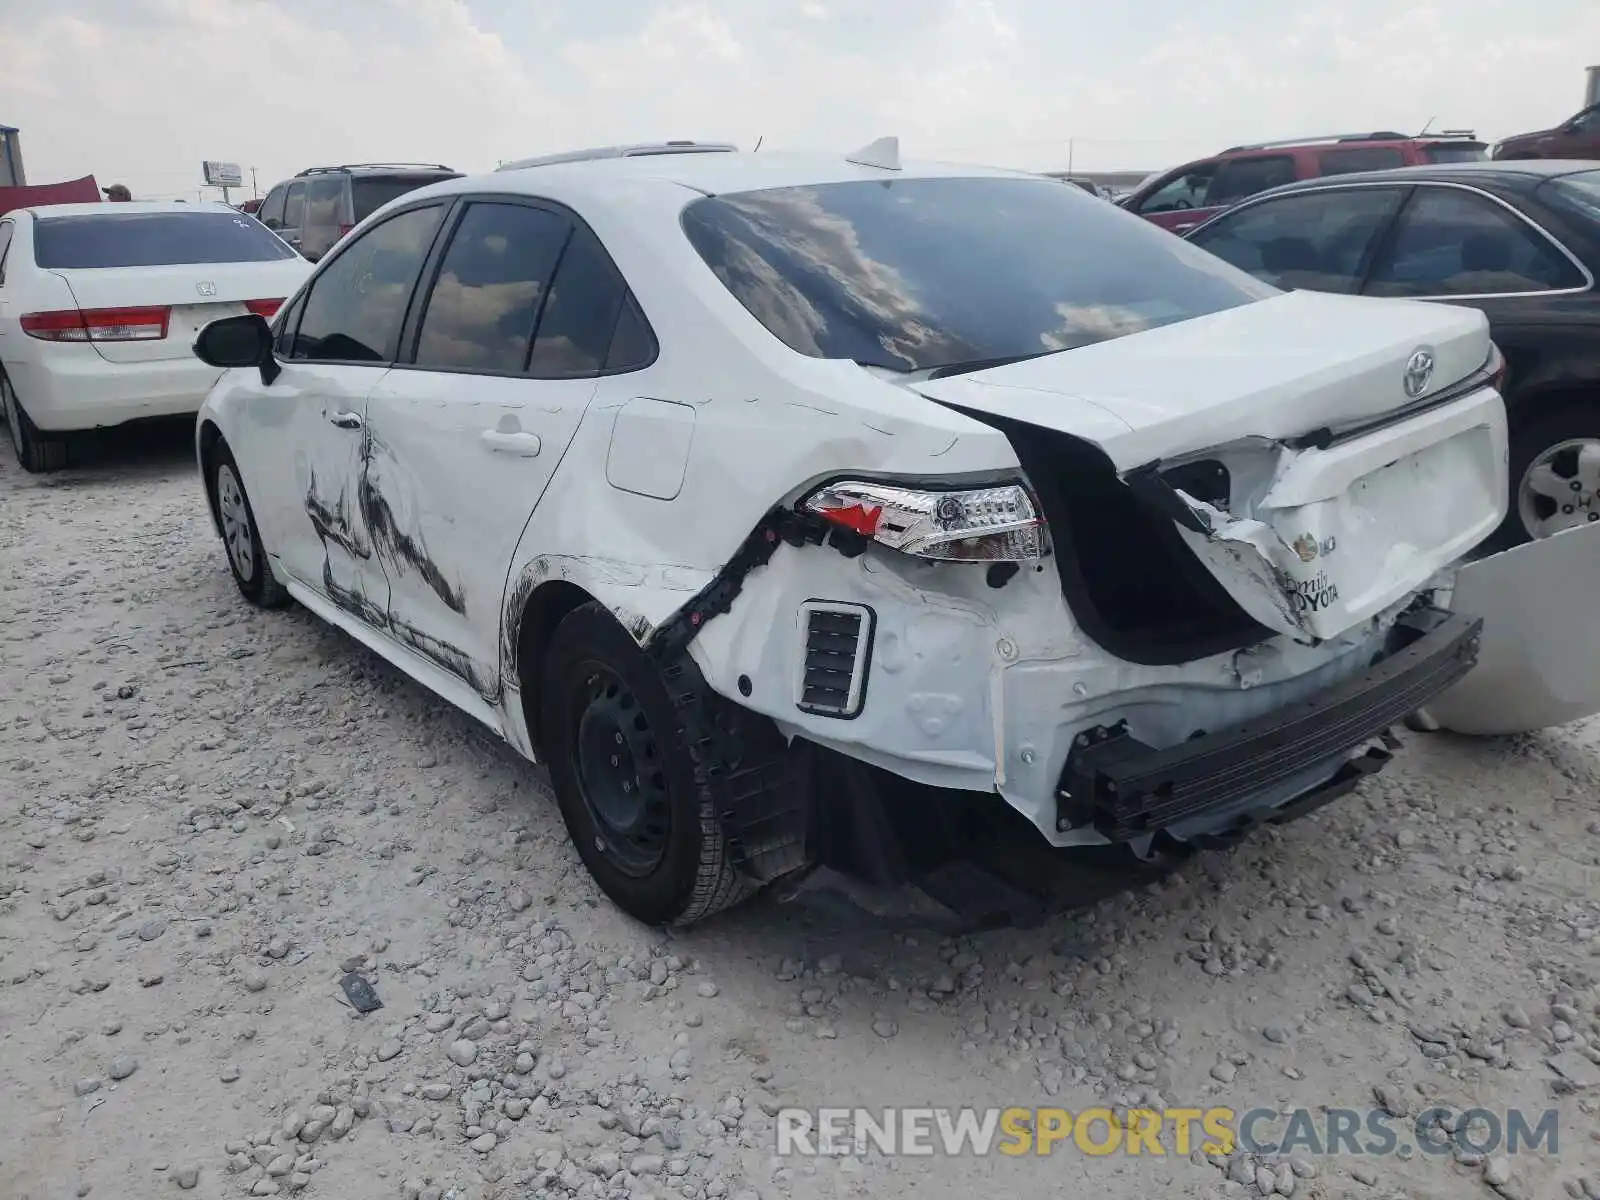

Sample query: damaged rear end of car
[655,171,1509,924]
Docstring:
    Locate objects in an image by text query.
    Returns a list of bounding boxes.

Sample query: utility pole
[222,185,231,206]
[250,166,259,199]
[1067,138,1074,175]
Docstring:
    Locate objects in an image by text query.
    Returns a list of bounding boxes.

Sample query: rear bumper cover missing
[1058,608,1483,842]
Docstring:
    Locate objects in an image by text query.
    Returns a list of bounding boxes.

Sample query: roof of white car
[21,200,237,217]
[458,150,1035,202]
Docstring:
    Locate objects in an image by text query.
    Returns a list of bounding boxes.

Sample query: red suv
[1493,103,1600,161]
[1120,131,1489,234]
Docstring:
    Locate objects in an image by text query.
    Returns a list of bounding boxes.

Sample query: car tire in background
[539,601,762,926]
[209,446,290,608]
[1494,400,1600,549]
[1,368,69,473]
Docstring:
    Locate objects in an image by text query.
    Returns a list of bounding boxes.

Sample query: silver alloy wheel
[2,375,21,460]
[216,464,256,582]
[1517,437,1600,539]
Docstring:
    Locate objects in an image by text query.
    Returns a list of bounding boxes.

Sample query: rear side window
[604,295,656,372]
[1205,156,1298,206]
[1366,186,1587,298]
[304,176,344,227]
[413,202,569,373]
[290,204,445,363]
[527,224,631,377]
[32,212,297,268]
[1189,188,1407,294]
[283,183,306,229]
[352,176,455,223]
[681,176,1275,373]
[1318,148,1405,176]
[1424,143,1488,164]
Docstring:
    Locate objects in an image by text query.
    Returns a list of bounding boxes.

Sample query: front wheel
[1494,403,1600,549]
[539,602,760,926]
[209,447,289,608]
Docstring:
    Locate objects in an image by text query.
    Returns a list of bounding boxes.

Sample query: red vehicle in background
[1120,131,1488,234]
[1493,103,1600,161]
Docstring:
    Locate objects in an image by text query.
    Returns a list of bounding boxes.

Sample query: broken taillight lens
[802,480,1049,563]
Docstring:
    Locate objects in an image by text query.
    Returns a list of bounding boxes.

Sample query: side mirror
[194,314,281,385]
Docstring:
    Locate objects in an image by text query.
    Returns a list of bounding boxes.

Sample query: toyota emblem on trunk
[1403,347,1435,398]
[195,281,217,297]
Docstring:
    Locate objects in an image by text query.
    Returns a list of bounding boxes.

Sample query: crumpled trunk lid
[912,289,1505,644]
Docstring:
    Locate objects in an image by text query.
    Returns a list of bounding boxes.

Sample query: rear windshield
[679,177,1276,373]
[352,175,456,222]
[34,211,297,269]
[1424,144,1489,163]
[1542,168,1600,222]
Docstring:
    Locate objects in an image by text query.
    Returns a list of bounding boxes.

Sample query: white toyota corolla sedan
[0,200,311,471]
[190,140,1600,926]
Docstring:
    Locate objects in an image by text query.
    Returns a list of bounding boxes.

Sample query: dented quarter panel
[685,535,1406,846]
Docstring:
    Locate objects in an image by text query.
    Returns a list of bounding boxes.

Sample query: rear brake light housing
[245,298,285,319]
[801,480,1049,563]
[20,306,171,342]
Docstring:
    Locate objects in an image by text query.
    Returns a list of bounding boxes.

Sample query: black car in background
[1185,160,1600,549]
[255,163,461,262]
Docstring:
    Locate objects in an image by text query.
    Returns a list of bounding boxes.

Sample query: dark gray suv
[256,163,461,262]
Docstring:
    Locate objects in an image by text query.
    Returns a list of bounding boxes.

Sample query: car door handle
[480,429,542,457]
[328,411,363,430]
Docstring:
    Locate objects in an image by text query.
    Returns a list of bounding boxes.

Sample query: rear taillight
[20,306,171,342]
[245,298,285,319]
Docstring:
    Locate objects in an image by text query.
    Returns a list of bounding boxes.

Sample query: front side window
[1205,156,1298,207]
[680,176,1276,373]
[1135,163,1218,214]
[1189,187,1407,294]
[258,186,288,229]
[32,211,298,268]
[1569,106,1600,134]
[290,204,444,363]
[1365,187,1586,298]
[283,183,307,230]
[412,202,569,373]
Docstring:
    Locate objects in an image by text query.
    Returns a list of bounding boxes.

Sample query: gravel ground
[2,426,1599,1200]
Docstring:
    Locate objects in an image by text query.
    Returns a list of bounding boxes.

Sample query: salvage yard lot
[2,428,1598,1200]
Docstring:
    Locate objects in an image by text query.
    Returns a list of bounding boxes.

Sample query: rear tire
[209,446,289,608]
[1,368,70,473]
[539,602,759,926]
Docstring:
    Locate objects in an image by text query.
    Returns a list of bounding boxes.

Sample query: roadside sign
[203,161,244,187]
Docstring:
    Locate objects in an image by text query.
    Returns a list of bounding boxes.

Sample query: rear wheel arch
[512,578,597,755]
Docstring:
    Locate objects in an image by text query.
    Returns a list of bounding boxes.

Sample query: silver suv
[255,163,461,262]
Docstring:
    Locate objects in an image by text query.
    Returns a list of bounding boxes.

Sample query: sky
[2,0,1599,202]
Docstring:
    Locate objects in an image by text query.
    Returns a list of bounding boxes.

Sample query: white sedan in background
[0,201,311,471]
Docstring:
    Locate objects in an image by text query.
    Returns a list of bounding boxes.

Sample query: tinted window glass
[283,183,306,229]
[1366,187,1586,297]
[1571,107,1600,133]
[291,204,444,363]
[0,221,13,285]
[681,178,1274,373]
[1424,144,1488,163]
[305,176,343,227]
[33,212,297,268]
[1190,188,1406,294]
[353,176,455,223]
[413,202,568,373]
[1206,156,1298,206]
[527,224,628,377]
[273,291,306,357]
[1543,169,1600,222]
[1135,164,1218,214]
[604,294,655,372]
[1318,148,1405,176]
[259,186,288,229]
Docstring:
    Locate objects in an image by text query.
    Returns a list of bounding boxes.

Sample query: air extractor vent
[796,601,874,718]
